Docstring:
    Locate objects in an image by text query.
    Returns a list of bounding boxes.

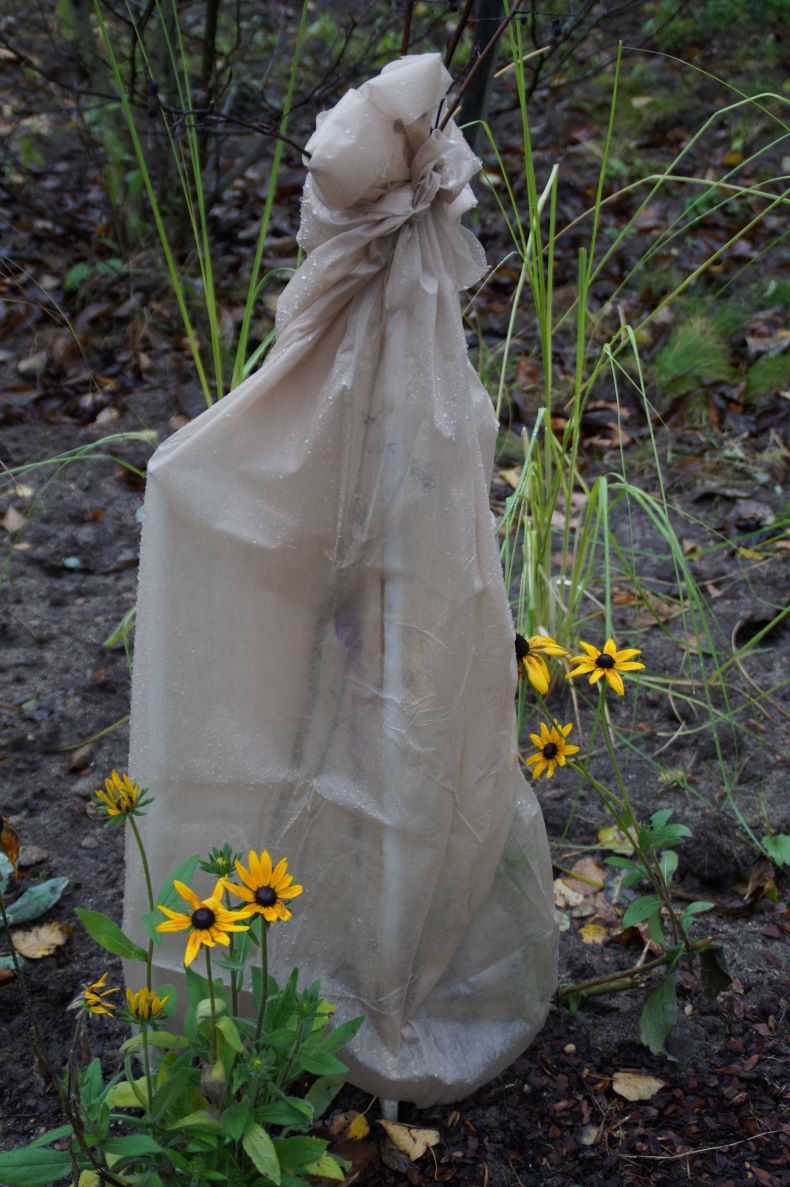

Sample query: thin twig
[444,0,476,70]
[401,1,415,56]
[620,1129,784,1162]
[440,5,523,130]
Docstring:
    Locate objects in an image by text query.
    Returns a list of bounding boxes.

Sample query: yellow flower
[525,721,580,780]
[226,851,303,924]
[83,972,119,1016]
[95,770,140,816]
[566,638,645,696]
[125,986,169,1021]
[515,633,568,695]
[155,878,251,967]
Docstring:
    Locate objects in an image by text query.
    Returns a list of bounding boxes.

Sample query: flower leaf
[76,908,148,961]
[622,894,662,929]
[0,1146,74,1186]
[639,973,678,1059]
[242,1122,281,1183]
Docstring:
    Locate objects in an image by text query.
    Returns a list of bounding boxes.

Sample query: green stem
[255,918,269,1043]
[596,695,688,950]
[129,814,154,990]
[278,1016,306,1091]
[141,1022,154,1118]
[205,947,218,1062]
[224,888,239,1016]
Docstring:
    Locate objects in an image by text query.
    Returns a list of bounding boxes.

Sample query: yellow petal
[614,648,641,661]
[617,661,645,671]
[563,744,580,756]
[526,656,549,694]
[278,884,302,900]
[606,669,625,695]
[560,722,574,737]
[529,732,543,749]
[173,881,200,911]
[271,858,288,887]
[603,638,618,657]
[227,882,254,902]
[155,917,191,933]
[184,931,202,967]
[248,850,262,882]
[259,851,273,885]
[588,667,604,684]
[525,752,541,765]
[234,860,257,891]
[578,641,599,659]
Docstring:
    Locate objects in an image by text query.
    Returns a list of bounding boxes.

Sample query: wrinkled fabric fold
[124,52,557,1106]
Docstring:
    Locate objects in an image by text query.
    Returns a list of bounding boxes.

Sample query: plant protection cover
[124,52,557,1106]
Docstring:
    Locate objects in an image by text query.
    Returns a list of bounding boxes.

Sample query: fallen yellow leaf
[598,826,633,855]
[12,920,72,959]
[377,1121,440,1161]
[346,1111,371,1140]
[612,1071,666,1101]
[579,923,608,945]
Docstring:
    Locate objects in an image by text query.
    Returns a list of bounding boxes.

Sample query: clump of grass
[746,351,790,399]
[653,313,737,396]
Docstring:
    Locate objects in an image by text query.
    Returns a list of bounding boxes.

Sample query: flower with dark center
[566,639,645,696]
[155,878,251,967]
[225,850,303,924]
[515,632,567,695]
[525,721,579,780]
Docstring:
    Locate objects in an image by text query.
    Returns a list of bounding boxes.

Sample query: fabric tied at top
[123,52,557,1106]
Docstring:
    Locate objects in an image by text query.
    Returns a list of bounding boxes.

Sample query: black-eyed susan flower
[82,972,120,1016]
[125,986,169,1022]
[515,633,568,695]
[566,639,645,696]
[226,851,303,924]
[95,770,140,816]
[155,879,251,967]
[525,721,580,780]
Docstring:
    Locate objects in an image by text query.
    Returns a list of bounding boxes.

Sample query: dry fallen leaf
[498,466,523,489]
[1,506,25,533]
[0,817,20,873]
[579,923,608,945]
[328,1109,371,1141]
[377,1121,440,1162]
[612,1071,666,1101]
[598,825,633,855]
[553,878,585,910]
[561,858,606,897]
[12,920,72,959]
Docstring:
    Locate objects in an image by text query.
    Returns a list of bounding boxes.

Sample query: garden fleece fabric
[124,53,558,1106]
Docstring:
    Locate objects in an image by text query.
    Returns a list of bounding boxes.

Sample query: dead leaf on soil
[612,1070,666,1101]
[597,826,633,855]
[328,1109,370,1141]
[0,817,20,873]
[498,466,523,489]
[377,1121,440,1162]
[0,968,15,985]
[561,858,606,897]
[1,506,25,533]
[579,923,608,945]
[12,920,72,959]
[553,878,585,910]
